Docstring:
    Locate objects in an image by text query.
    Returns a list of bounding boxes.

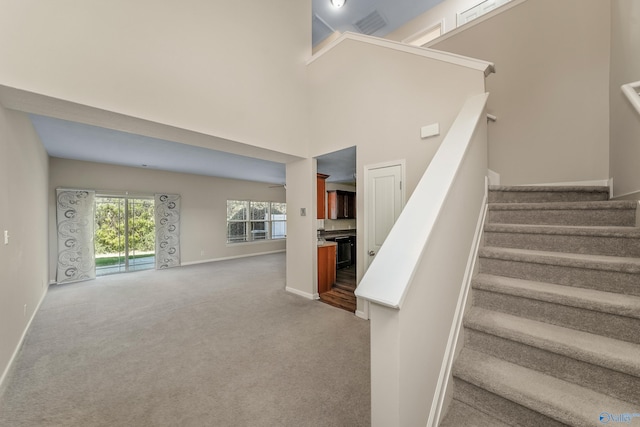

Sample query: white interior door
[365,163,403,271]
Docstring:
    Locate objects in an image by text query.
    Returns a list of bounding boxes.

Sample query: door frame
[360,159,406,319]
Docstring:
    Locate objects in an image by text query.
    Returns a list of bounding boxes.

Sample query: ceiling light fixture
[330,0,346,8]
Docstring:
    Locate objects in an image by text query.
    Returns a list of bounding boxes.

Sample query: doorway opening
[316,146,357,312]
[94,196,155,276]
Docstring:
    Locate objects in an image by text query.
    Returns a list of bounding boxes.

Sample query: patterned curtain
[155,194,181,269]
[56,189,96,284]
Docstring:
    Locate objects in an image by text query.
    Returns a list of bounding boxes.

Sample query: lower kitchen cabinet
[317,243,336,294]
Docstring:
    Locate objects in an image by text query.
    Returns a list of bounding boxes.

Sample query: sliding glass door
[95,196,155,276]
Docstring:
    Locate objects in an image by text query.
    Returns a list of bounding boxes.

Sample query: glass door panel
[95,196,154,276]
[127,198,155,272]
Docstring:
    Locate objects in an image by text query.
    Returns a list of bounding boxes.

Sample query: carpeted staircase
[440,186,640,427]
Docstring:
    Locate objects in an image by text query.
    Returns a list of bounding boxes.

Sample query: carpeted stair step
[478,247,640,296]
[463,307,640,404]
[443,186,640,425]
[440,399,512,427]
[488,185,610,203]
[472,273,640,343]
[451,348,637,427]
[484,223,640,257]
[487,200,638,226]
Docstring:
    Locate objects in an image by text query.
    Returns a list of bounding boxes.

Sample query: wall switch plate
[3,230,8,245]
[420,123,440,139]
[300,208,306,216]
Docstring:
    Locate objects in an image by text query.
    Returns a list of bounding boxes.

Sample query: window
[457,0,512,27]
[227,200,286,243]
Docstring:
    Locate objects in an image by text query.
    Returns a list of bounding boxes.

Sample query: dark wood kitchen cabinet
[327,190,356,219]
[317,174,329,219]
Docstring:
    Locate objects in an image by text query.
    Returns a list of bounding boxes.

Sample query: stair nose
[488,185,610,203]
[472,273,640,344]
[452,348,638,426]
[488,200,638,227]
[440,399,512,427]
[484,224,640,257]
[478,247,640,296]
[464,307,640,378]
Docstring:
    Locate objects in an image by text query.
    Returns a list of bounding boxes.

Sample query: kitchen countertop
[322,230,356,239]
[317,241,337,248]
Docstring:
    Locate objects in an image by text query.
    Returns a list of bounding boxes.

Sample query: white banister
[308,32,495,77]
[356,92,490,426]
[622,80,640,116]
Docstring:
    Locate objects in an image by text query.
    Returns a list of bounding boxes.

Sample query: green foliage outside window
[95,198,155,255]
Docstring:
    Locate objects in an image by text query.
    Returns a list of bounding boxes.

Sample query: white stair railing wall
[622,80,640,117]
[355,92,490,426]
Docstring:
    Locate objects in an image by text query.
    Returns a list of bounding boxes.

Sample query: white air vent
[353,10,387,35]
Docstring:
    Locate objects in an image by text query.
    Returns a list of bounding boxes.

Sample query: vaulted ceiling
[312,0,446,46]
[31,1,445,185]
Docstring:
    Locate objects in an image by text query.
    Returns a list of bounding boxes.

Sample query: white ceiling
[31,114,358,185]
[312,0,446,45]
[317,146,357,183]
[30,114,288,184]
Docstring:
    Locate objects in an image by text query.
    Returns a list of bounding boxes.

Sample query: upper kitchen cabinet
[317,174,329,219]
[327,190,356,219]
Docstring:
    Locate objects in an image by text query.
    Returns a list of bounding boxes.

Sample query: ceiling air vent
[353,10,387,35]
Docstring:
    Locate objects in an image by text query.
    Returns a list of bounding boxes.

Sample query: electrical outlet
[4,230,8,245]
[200,250,205,256]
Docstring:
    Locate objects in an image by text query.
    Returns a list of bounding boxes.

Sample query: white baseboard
[355,299,369,320]
[487,169,500,186]
[181,249,285,267]
[428,191,489,426]
[0,285,48,393]
[612,189,640,200]
[355,310,368,320]
[285,286,316,300]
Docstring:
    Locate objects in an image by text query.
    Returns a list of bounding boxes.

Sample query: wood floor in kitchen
[319,266,357,313]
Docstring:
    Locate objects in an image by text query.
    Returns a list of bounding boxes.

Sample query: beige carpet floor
[0,253,371,426]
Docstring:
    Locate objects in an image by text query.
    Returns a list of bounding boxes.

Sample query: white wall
[610,0,640,199]
[0,0,311,158]
[285,158,317,299]
[48,158,286,283]
[430,0,611,185]
[0,104,49,388]
[306,37,486,310]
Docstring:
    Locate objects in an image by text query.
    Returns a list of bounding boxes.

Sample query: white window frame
[226,200,286,244]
